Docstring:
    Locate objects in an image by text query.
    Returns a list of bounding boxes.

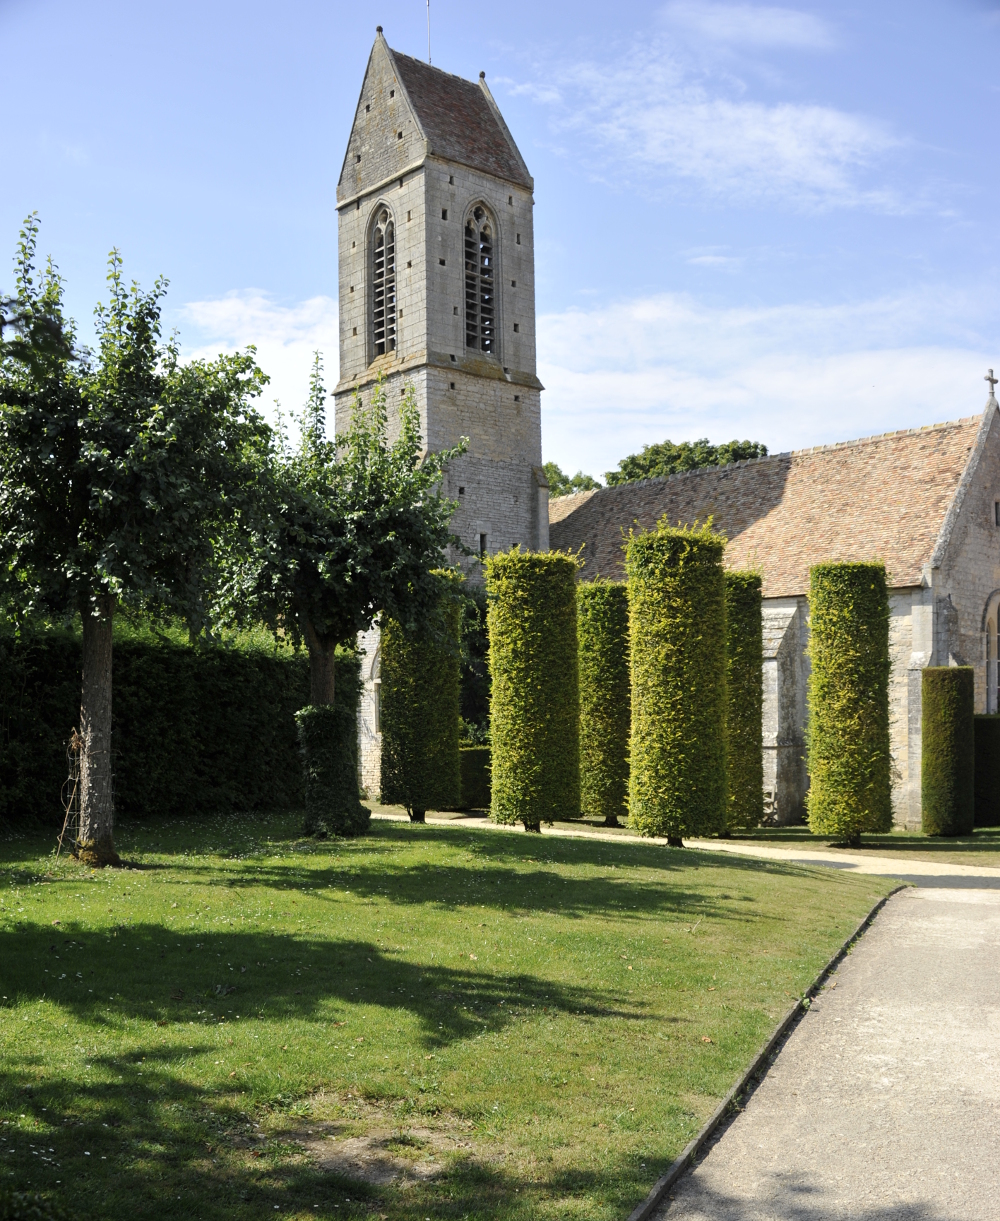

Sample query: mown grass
[0,812,896,1220]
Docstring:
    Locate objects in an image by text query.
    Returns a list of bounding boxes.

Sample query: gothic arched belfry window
[372,208,396,357]
[465,205,495,354]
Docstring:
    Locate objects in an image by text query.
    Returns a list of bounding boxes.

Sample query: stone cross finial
[988,369,999,397]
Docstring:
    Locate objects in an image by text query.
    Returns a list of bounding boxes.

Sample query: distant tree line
[545,437,768,498]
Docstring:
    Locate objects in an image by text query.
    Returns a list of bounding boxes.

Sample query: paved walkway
[652,887,1000,1221]
[370,810,1000,888]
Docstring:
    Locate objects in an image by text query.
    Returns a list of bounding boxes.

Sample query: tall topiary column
[296,652,370,838]
[578,580,630,827]
[379,594,462,821]
[922,667,974,836]
[806,562,892,847]
[725,571,764,832]
[486,549,580,832]
[974,714,1000,827]
[626,522,727,846]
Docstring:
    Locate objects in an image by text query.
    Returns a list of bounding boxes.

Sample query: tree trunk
[304,619,337,706]
[409,808,426,823]
[77,595,119,866]
[667,836,685,848]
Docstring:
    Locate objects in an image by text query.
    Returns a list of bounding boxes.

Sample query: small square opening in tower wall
[453,305,458,315]
[352,327,357,336]
[450,382,455,390]
[390,89,395,97]
[449,175,454,184]
[516,234,521,244]
[508,195,513,205]
[356,154,361,163]
[442,209,448,220]
[439,258,446,266]
[514,395,520,402]
[511,280,516,287]
[397,131,403,139]
[513,323,519,332]
[458,486,465,495]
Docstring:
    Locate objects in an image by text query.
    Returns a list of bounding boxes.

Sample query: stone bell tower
[335,30,547,794]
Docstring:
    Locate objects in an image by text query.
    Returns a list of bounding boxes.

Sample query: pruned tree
[0,218,270,864]
[224,359,467,833]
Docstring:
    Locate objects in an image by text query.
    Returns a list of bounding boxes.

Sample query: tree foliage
[626,520,728,845]
[486,549,580,832]
[605,438,767,486]
[543,461,602,498]
[806,562,892,846]
[227,359,466,707]
[725,571,764,831]
[577,580,630,827]
[0,217,269,863]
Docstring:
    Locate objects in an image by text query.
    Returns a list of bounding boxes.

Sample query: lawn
[0,812,896,1221]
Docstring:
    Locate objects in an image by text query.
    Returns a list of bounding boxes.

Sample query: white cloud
[181,289,339,428]
[538,289,998,478]
[662,2,835,49]
[504,24,907,210]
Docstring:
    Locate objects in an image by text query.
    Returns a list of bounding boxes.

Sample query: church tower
[335,31,547,794]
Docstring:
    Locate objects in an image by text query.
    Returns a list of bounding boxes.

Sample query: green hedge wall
[460,745,491,810]
[577,580,630,827]
[0,620,309,825]
[725,571,764,831]
[626,522,727,843]
[806,562,892,844]
[974,714,1000,827]
[485,550,580,832]
[296,652,368,838]
[922,667,974,836]
[379,599,462,820]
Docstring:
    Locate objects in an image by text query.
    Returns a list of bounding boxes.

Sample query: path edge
[623,881,910,1221]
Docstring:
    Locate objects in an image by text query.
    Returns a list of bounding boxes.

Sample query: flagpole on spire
[427,0,431,63]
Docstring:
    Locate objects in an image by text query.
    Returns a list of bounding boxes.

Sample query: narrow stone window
[390,89,395,98]
[397,130,403,139]
[508,195,513,205]
[513,323,519,333]
[453,306,458,315]
[479,533,488,557]
[995,501,1000,526]
[450,382,456,390]
[465,205,496,355]
[406,260,412,268]
[407,210,411,221]
[442,209,448,220]
[449,175,454,184]
[511,279,516,287]
[352,327,357,336]
[374,681,382,733]
[516,233,521,244]
[989,616,998,712]
[356,154,362,163]
[371,208,396,357]
[365,104,370,112]
[458,486,465,494]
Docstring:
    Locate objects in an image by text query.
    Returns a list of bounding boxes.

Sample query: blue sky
[2,0,999,479]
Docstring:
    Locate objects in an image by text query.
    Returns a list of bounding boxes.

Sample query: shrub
[626,521,727,844]
[0,619,308,825]
[460,745,491,810]
[922,667,974,836]
[974,714,1000,827]
[379,595,462,821]
[725,571,764,831]
[806,562,892,846]
[296,652,369,838]
[485,549,580,831]
[577,580,630,826]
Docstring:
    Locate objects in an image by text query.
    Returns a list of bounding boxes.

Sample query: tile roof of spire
[387,47,532,189]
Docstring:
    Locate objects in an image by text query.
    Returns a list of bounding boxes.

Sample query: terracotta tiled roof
[389,50,532,188]
[549,416,984,596]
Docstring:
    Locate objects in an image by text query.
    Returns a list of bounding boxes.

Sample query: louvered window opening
[465,207,495,354]
[373,210,396,357]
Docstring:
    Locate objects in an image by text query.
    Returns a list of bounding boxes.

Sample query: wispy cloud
[504,14,907,211]
[538,288,997,477]
[662,2,835,49]
[180,289,339,426]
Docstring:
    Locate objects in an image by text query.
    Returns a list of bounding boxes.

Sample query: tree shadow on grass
[131,822,830,926]
[1,923,643,1047]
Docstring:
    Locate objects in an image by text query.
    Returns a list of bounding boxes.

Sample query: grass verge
[0,811,896,1220]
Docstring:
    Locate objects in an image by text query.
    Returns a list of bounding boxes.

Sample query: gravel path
[652,887,1000,1221]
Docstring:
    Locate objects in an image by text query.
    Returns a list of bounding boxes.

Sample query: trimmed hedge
[806,562,892,845]
[626,522,727,843]
[974,714,1000,827]
[725,571,764,831]
[379,598,462,820]
[577,580,630,826]
[922,667,974,836]
[296,652,369,838]
[485,549,580,831]
[460,745,491,810]
[0,620,309,825]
